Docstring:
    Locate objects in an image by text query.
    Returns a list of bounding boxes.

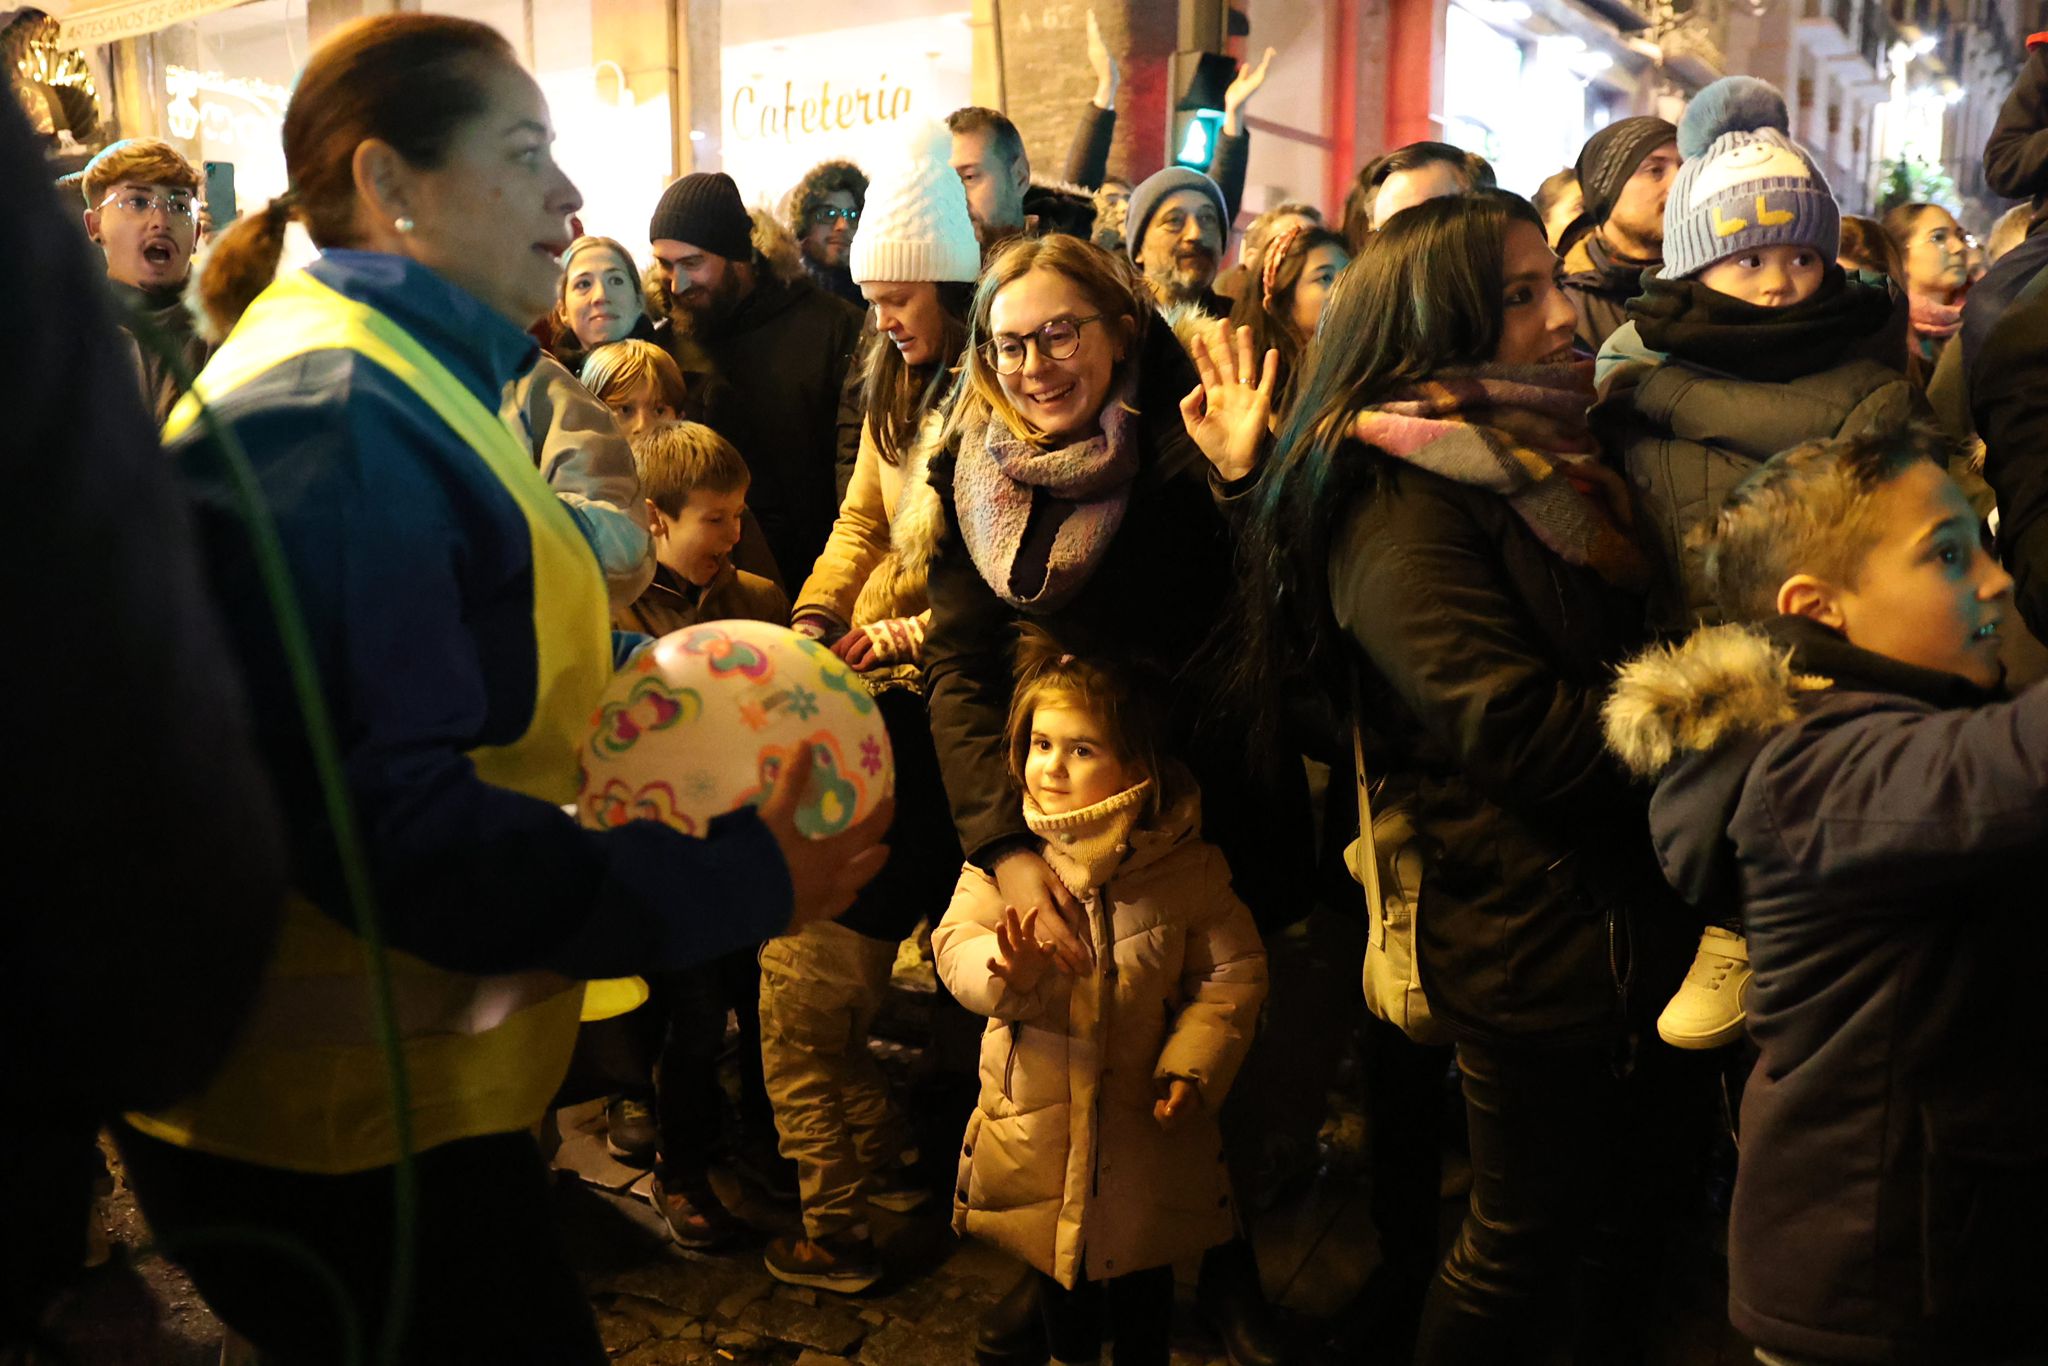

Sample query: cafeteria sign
[720,11,971,209]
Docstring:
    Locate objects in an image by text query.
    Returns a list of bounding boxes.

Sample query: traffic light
[1171,0,1248,170]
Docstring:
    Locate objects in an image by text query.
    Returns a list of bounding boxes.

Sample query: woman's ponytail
[196,192,295,340]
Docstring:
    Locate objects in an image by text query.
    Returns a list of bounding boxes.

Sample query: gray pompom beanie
[1664,76,1840,280]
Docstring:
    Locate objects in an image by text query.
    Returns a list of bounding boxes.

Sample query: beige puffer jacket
[932,781,1267,1288]
[793,411,946,632]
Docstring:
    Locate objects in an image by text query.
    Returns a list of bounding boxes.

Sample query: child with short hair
[1593,75,1927,1047]
[933,633,1267,1366]
[1603,426,2047,1366]
[620,420,786,636]
[582,338,689,439]
[616,420,789,1250]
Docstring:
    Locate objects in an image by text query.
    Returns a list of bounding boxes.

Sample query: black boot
[976,1267,1048,1366]
[1199,1237,1286,1366]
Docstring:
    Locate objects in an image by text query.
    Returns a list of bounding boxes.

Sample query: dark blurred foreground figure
[0,91,287,1351]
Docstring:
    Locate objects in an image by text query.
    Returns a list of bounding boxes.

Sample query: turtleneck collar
[1025,781,1153,896]
[306,250,539,410]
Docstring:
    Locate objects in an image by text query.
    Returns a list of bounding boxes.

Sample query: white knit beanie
[849,119,981,286]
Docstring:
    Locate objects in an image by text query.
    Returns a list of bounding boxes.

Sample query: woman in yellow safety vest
[113,15,887,1363]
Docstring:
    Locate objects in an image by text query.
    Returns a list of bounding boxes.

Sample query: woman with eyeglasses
[787,159,868,306]
[1882,201,1971,372]
[922,232,1309,1363]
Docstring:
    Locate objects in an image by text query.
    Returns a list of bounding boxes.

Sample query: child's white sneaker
[1657,926,1752,1050]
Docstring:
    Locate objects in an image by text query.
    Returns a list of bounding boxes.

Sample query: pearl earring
[394,216,415,234]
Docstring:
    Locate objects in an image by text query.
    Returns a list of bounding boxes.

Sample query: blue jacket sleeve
[176,370,792,981]
[1748,684,2048,897]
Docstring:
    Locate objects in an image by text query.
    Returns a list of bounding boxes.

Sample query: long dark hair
[197,14,515,335]
[1226,226,1349,413]
[860,280,975,466]
[1229,190,1545,731]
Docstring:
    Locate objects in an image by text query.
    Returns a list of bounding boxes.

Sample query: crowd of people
[10,8,2048,1366]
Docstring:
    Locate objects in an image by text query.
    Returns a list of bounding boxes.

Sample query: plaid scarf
[1351,360,1649,590]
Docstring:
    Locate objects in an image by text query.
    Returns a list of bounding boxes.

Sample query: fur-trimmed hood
[1604,621,1828,915]
[1603,623,1828,778]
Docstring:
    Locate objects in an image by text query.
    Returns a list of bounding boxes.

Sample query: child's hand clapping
[1154,1077,1201,1131]
[988,906,1067,995]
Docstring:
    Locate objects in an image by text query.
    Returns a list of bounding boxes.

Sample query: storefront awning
[49,0,246,46]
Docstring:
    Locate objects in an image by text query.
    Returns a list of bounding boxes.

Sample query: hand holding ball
[578,621,895,931]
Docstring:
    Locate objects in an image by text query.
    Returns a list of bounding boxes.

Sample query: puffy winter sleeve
[933,863,1061,1021]
[1984,43,2048,202]
[795,417,892,632]
[505,354,654,612]
[1746,684,2048,896]
[1154,845,1267,1109]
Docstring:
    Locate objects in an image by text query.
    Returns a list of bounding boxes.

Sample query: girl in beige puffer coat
[933,638,1267,1366]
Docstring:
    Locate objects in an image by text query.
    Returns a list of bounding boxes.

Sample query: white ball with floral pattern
[576,620,895,841]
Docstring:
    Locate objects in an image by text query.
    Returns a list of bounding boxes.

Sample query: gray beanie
[1124,167,1228,262]
[1664,77,1840,281]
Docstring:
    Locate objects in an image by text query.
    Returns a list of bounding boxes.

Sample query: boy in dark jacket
[619,420,788,637]
[1603,426,2047,1366]
[1595,76,1923,1049]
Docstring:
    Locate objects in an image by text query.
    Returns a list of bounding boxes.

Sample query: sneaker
[764,1228,883,1294]
[605,1094,659,1166]
[866,1158,931,1214]
[650,1173,747,1250]
[1657,926,1752,1050]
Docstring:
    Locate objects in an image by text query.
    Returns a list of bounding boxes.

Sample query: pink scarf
[1909,291,1964,341]
[1351,360,1649,590]
[952,390,1139,612]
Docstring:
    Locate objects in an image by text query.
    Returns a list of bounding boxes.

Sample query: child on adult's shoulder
[1591,75,1926,1050]
[1603,426,2047,1366]
[619,421,788,636]
[933,631,1267,1366]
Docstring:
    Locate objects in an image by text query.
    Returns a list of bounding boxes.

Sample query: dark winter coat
[1975,254,2048,640]
[1984,36,2048,232]
[922,318,1310,924]
[1605,615,2048,1365]
[694,270,863,587]
[1560,229,1657,355]
[1592,271,1923,629]
[1326,453,1692,1043]
[109,277,210,426]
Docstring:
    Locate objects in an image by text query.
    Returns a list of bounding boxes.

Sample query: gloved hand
[790,611,846,646]
[831,615,927,671]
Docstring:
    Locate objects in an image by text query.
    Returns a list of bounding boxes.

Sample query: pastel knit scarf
[1351,360,1650,591]
[1024,780,1154,897]
[1909,290,1965,341]
[952,387,1140,613]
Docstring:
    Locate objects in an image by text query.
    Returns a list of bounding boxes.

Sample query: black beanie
[1574,116,1679,228]
[648,172,754,260]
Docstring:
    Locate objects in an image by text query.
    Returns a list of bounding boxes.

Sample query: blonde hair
[949,235,1150,449]
[1002,625,1164,805]
[630,420,749,516]
[82,138,200,207]
[1693,425,1950,622]
[580,339,687,415]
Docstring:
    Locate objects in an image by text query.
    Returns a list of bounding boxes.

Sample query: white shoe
[1657,926,1752,1050]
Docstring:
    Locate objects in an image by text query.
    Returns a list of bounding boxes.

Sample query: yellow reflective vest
[128,269,613,1175]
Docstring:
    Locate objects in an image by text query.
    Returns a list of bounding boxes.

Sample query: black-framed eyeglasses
[983,315,1104,374]
[812,205,860,225]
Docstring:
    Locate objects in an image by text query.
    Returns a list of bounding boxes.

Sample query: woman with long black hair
[1232,190,1705,1364]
